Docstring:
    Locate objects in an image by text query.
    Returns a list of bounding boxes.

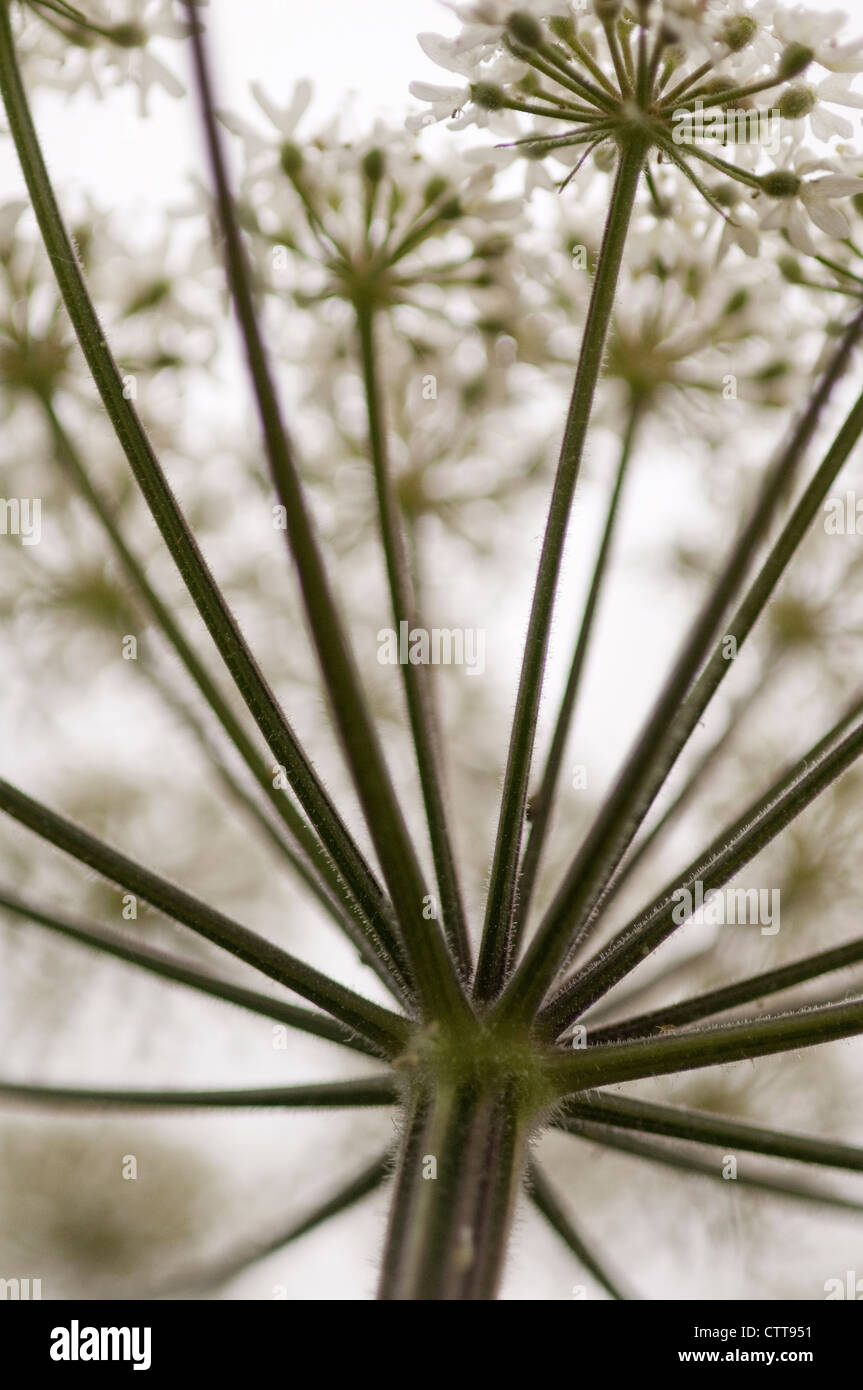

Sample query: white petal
[251,80,312,137]
[217,109,265,149]
[810,107,854,140]
[282,79,314,134]
[787,203,819,255]
[408,81,466,104]
[760,203,788,231]
[417,31,476,77]
[805,199,850,237]
[733,221,760,257]
[818,75,863,108]
[805,175,862,196]
[405,113,431,132]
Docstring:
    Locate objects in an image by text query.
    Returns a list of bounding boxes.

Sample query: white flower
[409,0,863,240]
[757,145,862,253]
[528,193,816,432]
[13,0,201,113]
[768,3,863,74]
[406,82,471,133]
[213,103,528,342]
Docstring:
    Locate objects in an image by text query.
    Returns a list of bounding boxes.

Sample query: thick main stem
[475,135,647,1001]
[378,1079,529,1300]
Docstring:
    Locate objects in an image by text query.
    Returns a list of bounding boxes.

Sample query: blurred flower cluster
[12,0,197,111]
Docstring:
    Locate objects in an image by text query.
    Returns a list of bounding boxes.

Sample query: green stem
[378,1079,529,1299]
[0,776,409,1056]
[593,929,863,1046]
[356,302,471,978]
[558,1122,863,1216]
[549,993,863,1094]
[566,1091,863,1174]
[542,698,863,1032]
[171,1150,392,1295]
[0,1077,398,1109]
[474,133,648,1003]
[527,1159,629,1299]
[579,371,863,953]
[0,4,395,976]
[182,4,469,1023]
[497,309,863,1025]
[529,39,619,113]
[604,665,775,911]
[0,885,377,1057]
[514,397,641,942]
[38,394,409,1002]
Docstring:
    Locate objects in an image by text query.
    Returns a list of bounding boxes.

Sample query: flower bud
[779,43,814,79]
[778,85,816,120]
[106,23,147,48]
[472,82,506,110]
[755,359,791,381]
[760,171,801,197]
[778,254,804,283]
[549,17,577,46]
[723,288,749,315]
[279,141,304,178]
[361,148,386,182]
[721,16,758,53]
[507,12,544,48]
[423,176,449,204]
[516,73,542,95]
[711,181,739,208]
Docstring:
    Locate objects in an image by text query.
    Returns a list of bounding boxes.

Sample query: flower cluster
[218,83,528,338]
[206,85,562,555]
[0,197,215,422]
[526,171,824,434]
[13,0,197,111]
[411,2,863,254]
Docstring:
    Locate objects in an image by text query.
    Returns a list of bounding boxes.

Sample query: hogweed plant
[5,0,863,1301]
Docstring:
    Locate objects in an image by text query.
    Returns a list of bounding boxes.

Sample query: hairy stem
[475,133,648,1001]
[356,302,471,977]
[544,692,863,1031]
[0,4,397,975]
[497,312,863,1024]
[0,885,377,1056]
[182,3,469,1023]
[565,1090,863,1173]
[38,393,409,1001]
[378,1079,529,1299]
[528,1159,630,1299]
[515,397,642,941]
[0,776,409,1055]
[0,1077,398,1109]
